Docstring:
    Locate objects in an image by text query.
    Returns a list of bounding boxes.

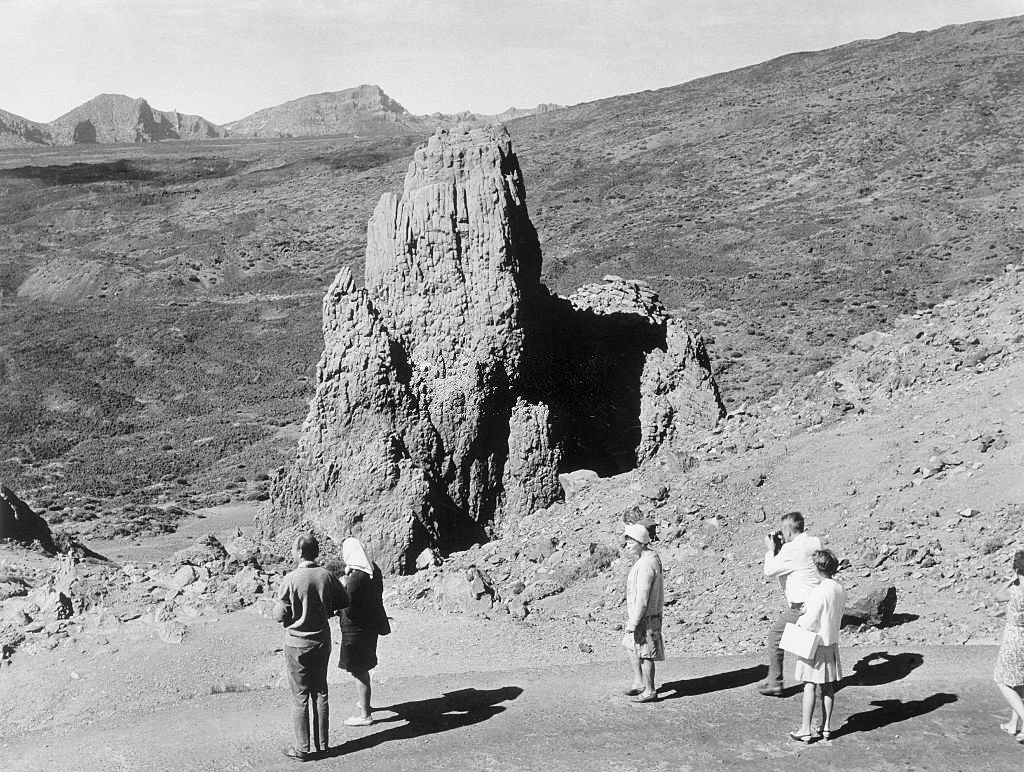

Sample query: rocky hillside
[511,14,1024,402]
[0,109,49,147]
[48,94,225,144]
[1,15,1021,532]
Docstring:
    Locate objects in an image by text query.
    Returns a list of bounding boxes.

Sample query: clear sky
[2,0,1021,124]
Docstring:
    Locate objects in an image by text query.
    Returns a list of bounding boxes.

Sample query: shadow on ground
[834,692,959,739]
[842,651,924,688]
[659,665,767,699]
[324,686,523,757]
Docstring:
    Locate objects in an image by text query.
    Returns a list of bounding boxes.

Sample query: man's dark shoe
[283,747,310,762]
[756,680,784,696]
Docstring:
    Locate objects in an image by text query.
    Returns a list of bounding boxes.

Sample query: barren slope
[0,15,1021,519]
[512,15,1024,399]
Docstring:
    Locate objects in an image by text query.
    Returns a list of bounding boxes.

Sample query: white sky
[1,0,1022,124]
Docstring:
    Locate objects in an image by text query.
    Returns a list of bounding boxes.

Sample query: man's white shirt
[763,532,822,604]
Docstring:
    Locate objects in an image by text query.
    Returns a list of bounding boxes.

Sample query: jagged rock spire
[263,128,723,572]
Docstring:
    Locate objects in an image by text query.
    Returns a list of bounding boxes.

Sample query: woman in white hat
[622,521,665,703]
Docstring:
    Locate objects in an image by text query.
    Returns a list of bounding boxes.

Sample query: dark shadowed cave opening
[400,297,670,569]
[72,121,97,144]
[542,305,668,477]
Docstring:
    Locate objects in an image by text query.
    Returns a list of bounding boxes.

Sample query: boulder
[843,585,898,627]
[436,568,495,615]
[850,330,891,352]
[526,535,558,563]
[521,579,564,604]
[639,482,669,502]
[171,534,228,567]
[558,470,599,501]
[415,548,439,571]
[0,486,56,553]
[231,566,264,598]
[0,579,29,602]
[508,597,529,621]
[169,565,199,589]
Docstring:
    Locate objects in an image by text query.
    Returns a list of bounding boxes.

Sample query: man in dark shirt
[273,533,348,761]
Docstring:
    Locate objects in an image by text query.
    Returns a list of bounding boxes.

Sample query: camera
[769,530,784,553]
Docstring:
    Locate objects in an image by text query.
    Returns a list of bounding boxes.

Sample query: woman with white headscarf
[338,537,389,727]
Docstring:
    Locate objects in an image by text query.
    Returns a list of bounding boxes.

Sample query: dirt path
[2,645,1020,771]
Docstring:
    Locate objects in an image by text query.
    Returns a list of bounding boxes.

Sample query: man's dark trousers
[765,602,804,687]
[286,641,330,753]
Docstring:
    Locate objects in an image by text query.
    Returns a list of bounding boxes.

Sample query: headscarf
[623,522,651,545]
[342,537,374,576]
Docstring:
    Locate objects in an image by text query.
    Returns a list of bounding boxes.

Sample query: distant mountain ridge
[49,94,225,144]
[0,94,225,146]
[223,84,562,138]
[222,84,428,138]
[0,85,563,146]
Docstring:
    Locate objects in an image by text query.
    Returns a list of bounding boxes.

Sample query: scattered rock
[230,566,264,597]
[172,534,228,567]
[170,565,199,589]
[559,470,600,501]
[508,597,529,620]
[437,568,495,615]
[521,579,564,604]
[527,536,559,563]
[415,548,439,571]
[850,331,891,352]
[639,481,669,502]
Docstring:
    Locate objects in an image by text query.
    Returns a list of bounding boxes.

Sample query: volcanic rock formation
[264,127,723,572]
[0,486,56,553]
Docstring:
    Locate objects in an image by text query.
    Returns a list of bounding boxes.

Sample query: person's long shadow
[840,651,924,689]
[833,693,958,739]
[323,686,523,757]
[658,665,767,699]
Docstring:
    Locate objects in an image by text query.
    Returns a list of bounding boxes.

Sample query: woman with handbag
[790,549,846,743]
[338,537,389,727]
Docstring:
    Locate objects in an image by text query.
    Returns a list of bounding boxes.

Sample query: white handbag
[780,622,821,659]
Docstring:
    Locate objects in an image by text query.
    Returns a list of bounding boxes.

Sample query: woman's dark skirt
[338,627,378,673]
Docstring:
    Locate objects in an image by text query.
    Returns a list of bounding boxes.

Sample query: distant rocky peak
[47,93,224,144]
[349,84,409,114]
